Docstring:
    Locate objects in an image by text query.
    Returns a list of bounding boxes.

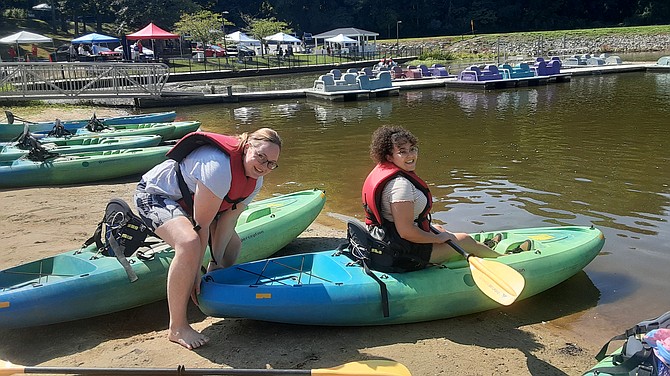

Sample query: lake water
[167,69,669,346]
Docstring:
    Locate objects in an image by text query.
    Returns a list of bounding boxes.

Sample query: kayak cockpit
[0,254,96,291]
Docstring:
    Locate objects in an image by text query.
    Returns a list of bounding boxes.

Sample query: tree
[241,15,291,56]
[111,0,199,32]
[174,10,223,60]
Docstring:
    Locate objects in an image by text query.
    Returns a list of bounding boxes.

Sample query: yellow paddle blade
[1,360,24,376]
[468,257,525,306]
[312,360,412,376]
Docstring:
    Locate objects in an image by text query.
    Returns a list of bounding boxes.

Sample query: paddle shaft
[2,361,409,376]
[4,365,311,375]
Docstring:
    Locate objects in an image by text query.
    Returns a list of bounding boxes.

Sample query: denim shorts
[134,181,187,232]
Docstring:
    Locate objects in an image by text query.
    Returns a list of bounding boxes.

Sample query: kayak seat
[238,207,272,223]
[503,239,534,254]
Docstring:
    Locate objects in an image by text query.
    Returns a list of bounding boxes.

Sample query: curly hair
[369,125,418,164]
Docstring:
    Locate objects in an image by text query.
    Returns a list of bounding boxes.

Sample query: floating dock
[133,63,659,108]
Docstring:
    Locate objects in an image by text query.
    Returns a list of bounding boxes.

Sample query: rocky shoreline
[383,32,670,57]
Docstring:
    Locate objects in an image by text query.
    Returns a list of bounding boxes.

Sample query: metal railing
[0,62,170,98]
[164,47,425,73]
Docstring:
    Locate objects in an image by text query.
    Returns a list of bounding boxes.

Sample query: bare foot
[168,326,209,350]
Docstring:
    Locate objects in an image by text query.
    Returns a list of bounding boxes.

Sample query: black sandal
[483,233,503,249]
[506,239,532,254]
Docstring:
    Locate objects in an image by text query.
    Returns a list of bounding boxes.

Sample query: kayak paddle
[1,359,412,376]
[445,239,525,306]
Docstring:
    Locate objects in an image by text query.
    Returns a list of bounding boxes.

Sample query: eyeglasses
[395,146,419,158]
[250,144,279,170]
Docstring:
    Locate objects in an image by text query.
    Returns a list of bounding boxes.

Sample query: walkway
[134,63,658,108]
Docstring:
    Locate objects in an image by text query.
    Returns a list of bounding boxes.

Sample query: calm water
[165,70,669,344]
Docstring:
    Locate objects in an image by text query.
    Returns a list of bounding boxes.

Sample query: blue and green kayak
[198,226,604,326]
[0,189,326,329]
[0,111,177,141]
[0,135,162,162]
[0,146,171,188]
[72,121,200,141]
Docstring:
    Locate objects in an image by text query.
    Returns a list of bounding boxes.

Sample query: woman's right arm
[390,201,456,244]
[192,181,223,254]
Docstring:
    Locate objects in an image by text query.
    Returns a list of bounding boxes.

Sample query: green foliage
[240,15,291,55]
[2,8,28,19]
[241,15,291,40]
[419,48,454,61]
[174,10,223,47]
[111,0,200,32]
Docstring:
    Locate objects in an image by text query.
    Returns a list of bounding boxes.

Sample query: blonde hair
[238,128,282,150]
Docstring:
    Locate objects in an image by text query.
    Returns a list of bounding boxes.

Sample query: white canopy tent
[0,31,54,59]
[325,34,357,44]
[263,32,302,54]
[0,30,52,44]
[264,32,301,43]
[226,31,260,46]
[313,28,379,55]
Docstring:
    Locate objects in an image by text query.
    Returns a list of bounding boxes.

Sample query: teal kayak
[73,121,200,141]
[198,226,604,326]
[37,123,177,142]
[108,121,201,140]
[0,111,177,141]
[0,135,162,162]
[0,189,326,329]
[0,146,171,188]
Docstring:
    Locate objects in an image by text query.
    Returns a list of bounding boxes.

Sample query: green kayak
[37,123,176,142]
[0,111,177,141]
[0,189,326,329]
[108,121,201,140]
[0,146,170,188]
[0,135,162,162]
[199,226,604,325]
[73,121,200,141]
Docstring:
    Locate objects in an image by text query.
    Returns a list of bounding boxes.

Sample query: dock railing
[0,62,170,99]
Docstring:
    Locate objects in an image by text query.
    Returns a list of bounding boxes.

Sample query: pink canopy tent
[126,23,179,40]
[126,23,180,59]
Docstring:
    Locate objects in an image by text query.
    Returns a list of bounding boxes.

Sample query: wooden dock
[133,62,661,108]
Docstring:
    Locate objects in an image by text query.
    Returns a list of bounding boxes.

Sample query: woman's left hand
[190,274,201,306]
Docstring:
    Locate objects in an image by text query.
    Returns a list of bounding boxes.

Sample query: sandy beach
[0,107,604,375]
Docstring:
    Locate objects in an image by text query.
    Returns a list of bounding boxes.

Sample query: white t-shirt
[380,175,428,223]
[141,145,261,205]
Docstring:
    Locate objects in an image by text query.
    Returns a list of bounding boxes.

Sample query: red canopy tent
[126,23,179,40]
[126,23,180,60]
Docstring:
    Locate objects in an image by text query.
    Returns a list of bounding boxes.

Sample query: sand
[0,107,603,375]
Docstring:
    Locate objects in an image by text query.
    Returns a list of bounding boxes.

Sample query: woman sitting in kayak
[362,125,513,271]
[134,128,281,350]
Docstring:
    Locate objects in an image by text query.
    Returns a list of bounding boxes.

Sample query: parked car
[192,45,226,57]
[114,44,154,58]
[53,43,71,61]
[237,45,256,57]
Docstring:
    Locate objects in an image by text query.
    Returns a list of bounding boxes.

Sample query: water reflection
[174,71,670,336]
[311,101,394,125]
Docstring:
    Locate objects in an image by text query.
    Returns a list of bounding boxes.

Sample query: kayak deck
[199,226,605,326]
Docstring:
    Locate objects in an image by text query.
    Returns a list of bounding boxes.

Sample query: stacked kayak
[108,121,201,140]
[198,226,605,326]
[0,111,177,141]
[66,121,200,141]
[0,135,162,162]
[0,146,171,188]
[0,189,326,328]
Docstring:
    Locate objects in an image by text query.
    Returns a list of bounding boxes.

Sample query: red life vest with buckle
[362,162,432,232]
[166,132,256,213]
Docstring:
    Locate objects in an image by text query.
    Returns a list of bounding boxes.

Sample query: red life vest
[166,132,257,213]
[361,162,432,232]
